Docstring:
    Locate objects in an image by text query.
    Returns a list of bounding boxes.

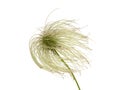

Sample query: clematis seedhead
[29,19,90,73]
[29,19,91,90]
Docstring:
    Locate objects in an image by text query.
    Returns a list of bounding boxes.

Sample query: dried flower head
[29,19,90,90]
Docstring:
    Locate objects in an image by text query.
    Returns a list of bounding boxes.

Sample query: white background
[0,0,120,90]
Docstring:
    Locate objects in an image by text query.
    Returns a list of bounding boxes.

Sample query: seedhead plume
[29,19,90,90]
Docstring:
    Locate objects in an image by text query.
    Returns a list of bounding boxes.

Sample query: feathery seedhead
[29,19,90,74]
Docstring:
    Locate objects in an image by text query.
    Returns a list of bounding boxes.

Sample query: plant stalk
[53,49,81,90]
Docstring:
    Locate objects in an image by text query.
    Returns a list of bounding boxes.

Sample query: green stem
[53,49,81,90]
